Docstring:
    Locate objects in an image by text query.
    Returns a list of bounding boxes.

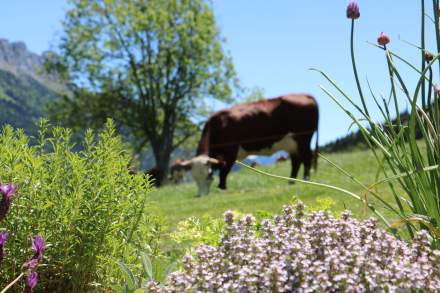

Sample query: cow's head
[181,155,222,196]
[169,159,190,184]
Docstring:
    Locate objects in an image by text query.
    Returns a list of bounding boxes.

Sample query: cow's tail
[313,127,319,172]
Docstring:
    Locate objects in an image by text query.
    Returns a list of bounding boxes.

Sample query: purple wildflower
[24,272,38,293]
[434,84,440,94]
[22,258,39,271]
[0,183,16,222]
[346,0,360,19]
[22,235,45,275]
[32,235,45,261]
[0,231,9,265]
[0,183,17,199]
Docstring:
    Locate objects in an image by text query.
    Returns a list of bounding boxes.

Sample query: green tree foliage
[240,86,265,104]
[50,0,237,183]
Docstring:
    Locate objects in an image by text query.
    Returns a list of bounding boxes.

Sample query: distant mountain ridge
[0,38,62,135]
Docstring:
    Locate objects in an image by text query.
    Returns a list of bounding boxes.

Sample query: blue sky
[0,1,432,144]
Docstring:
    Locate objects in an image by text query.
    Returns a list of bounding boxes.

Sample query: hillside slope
[0,39,62,135]
[0,69,60,134]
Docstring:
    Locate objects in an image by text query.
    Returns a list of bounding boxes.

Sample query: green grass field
[150,147,402,231]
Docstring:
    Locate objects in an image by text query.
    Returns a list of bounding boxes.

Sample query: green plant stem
[385,50,402,127]
[318,153,401,215]
[427,67,433,117]
[433,0,440,74]
[1,273,24,293]
[350,19,369,117]
[369,164,439,188]
[422,0,426,109]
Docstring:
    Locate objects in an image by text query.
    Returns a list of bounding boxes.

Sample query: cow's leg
[218,161,233,190]
[289,154,301,184]
[299,142,313,181]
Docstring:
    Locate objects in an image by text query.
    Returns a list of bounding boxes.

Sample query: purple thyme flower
[224,210,234,225]
[32,236,45,261]
[24,272,38,293]
[147,204,440,292]
[0,183,16,222]
[0,231,9,265]
[346,0,360,19]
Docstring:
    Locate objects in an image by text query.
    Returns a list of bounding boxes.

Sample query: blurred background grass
[150,147,404,231]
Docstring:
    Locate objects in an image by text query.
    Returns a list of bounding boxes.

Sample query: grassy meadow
[150,146,401,231]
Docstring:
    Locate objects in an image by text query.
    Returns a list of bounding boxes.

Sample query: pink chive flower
[377,32,390,46]
[0,231,9,265]
[24,272,38,293]
[0,183,17,222]
[346,1,360,19]
[434,84,440,94]
[425,51,434,63]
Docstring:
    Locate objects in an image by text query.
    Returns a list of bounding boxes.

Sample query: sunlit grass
[150,147,403,231]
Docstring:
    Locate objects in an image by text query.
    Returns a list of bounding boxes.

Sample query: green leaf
[140,252,153,281]
[111,284,125,293]
[118,261,138,289]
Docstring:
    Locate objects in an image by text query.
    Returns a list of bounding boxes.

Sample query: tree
[240,86,265,103]
[50,0,237,184]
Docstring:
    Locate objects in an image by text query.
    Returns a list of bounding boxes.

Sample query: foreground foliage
[147,203,440,292]
[313,0,440,244]
[0,120,153,291]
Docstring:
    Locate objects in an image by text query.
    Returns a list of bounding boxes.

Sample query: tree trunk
[151,140,172,186]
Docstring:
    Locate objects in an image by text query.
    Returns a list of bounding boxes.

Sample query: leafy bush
[0,120,153,291]
[147,203,440,292]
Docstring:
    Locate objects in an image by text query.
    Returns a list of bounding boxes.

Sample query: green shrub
[0,119,153,291]
[171,215,225,250]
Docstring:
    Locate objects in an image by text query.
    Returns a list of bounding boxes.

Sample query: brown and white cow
[183,93,319,196]
[169,159,190,184]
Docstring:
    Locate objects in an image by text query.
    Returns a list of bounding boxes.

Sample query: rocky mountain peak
[0,38,57,82]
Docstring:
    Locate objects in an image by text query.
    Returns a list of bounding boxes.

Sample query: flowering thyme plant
[0,181,45,292]
[0,121,154,290]
[0,182,15,267]
[147,204,440,292]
